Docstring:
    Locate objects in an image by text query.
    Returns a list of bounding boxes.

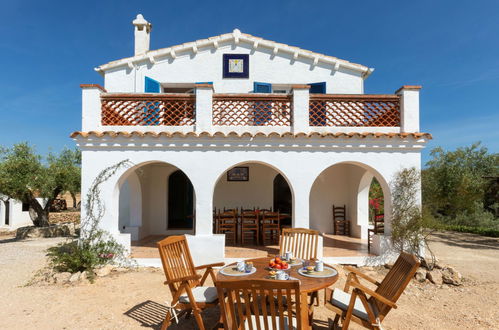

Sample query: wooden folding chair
[325,252,420,329]
[216,279,310,330]
[332,205,350,236]
[279,227,320,260]
[157,235,224,330]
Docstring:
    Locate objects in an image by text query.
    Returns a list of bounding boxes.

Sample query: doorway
[273,174,292,226]
[168,170,194,229]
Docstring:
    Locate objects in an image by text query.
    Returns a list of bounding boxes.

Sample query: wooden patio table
[216,257,339,326]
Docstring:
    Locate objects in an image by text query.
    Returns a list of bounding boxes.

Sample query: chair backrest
[371,252,420,319]
[157,235,198,295]
[218,209,238,223]
[279,227,320,260]
[332,205,346,221]
[216,279,305,330]
[240,210,258,224]
[262,211,280,225]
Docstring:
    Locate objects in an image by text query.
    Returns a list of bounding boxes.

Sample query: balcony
[81,84,420,134]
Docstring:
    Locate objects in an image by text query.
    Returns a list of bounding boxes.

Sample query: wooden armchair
[157,235,224,330]
[332,205,350,236]
[279,227,320,261]
[216,279,310,330]
[325,252,420,329]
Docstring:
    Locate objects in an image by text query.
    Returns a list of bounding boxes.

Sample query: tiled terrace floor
[131,234,371,259]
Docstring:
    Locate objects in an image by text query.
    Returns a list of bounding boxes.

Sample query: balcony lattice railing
[309,94,400,127]
[101,94,196,126]
[212,94,292,126]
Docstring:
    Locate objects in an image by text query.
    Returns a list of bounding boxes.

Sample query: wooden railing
[212,94,292,126]
[101,94,196,126]
[309,94,400,127]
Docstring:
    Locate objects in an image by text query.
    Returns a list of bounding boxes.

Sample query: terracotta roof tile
[70,131,432,140]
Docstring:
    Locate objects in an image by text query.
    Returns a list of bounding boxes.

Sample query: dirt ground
[0,231,497,329]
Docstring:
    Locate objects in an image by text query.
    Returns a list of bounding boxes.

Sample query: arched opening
[309,162,390,242]
[117,161,196,243]
[213,161,293,250]
[168,170,194,229]
[273,174,292,227]
[4,201,10,226]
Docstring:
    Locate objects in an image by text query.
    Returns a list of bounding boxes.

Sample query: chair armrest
[344,266,381,286]
[349,281,397,308]
[195,262,225,270]
[164,274,201,285]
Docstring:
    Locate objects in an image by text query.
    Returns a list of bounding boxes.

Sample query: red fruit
[275,257,281,264]
[275,264,282,270]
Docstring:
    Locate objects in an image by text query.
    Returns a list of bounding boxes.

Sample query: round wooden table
[217,257,339,324]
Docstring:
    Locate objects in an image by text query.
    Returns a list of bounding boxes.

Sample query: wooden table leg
[300,292,313,329]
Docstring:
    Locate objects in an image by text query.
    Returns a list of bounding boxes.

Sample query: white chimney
[132,14,152,56]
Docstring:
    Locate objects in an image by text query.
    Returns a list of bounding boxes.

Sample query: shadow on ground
[431,231,499,251]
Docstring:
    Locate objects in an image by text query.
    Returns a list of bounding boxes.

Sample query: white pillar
[291,179,313,229]
[195,83,214,133]
[81,84,105,131]
[292,85,310,133]
[193,179,214,236]
[396,85,421,133]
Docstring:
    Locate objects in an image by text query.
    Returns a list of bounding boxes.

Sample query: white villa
[0,197,33,230]
[73,15,431,264]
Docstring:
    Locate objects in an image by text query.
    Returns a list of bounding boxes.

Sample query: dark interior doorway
[168,170,194,229]
[4,201,10,225]
[273,174,292,227]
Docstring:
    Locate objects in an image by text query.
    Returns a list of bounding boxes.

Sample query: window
[22,202,30,212]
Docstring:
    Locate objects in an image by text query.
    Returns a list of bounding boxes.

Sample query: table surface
[216,257,338,293]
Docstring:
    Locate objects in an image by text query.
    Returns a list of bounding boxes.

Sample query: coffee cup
[315,260,324,272]
[277,270,287,280]
[236,261,245,272]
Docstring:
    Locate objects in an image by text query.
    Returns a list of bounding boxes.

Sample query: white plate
[297,266,338,278]
[220,266,257,276]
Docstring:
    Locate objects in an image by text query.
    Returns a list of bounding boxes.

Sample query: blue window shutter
[145,76,161,93]
[253,82,272,93]
[195,82,213,85]
[309,82,326,94]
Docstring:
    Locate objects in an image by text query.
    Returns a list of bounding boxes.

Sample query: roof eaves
[95,30,372,76]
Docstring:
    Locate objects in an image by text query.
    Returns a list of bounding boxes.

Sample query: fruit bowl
[268,257,290,270]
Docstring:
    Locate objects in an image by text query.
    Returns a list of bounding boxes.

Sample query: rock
[414,269,427,282]
[53,272,72,284]
[426,269,443,285]
[384,263,394,269]
[441,266,462,286]
[95,264,114,277]
[69,272,81,283]
[16,223,76,239]
[113,267,128,273]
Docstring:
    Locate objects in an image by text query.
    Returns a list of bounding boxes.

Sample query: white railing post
[195,83,214,133]
[292,85,310,133]
[81,84,106,131]
[396,85,421,132]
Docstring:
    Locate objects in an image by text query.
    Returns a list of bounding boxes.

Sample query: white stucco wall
[77,136,424,256]
[0,198,47,230]
[104,41,364,94]
[214,163,279,211]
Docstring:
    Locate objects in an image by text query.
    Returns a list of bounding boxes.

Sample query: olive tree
[0,143,80,227]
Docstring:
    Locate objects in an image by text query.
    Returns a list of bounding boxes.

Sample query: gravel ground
[0,232,497,329]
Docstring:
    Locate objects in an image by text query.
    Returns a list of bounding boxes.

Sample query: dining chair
[279,227,320,261]
[332,204,350,236]
[368,213,385,252]
[216,279,310,329]
[217,209,238,244]
[240,209,259,245]
[261,211,280,245]
[157,235,224,330]
[325,252,420,329]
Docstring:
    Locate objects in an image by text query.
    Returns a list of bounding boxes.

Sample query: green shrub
[47,233,125,274]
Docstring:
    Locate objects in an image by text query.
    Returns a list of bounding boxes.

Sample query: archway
[309,162,391,239]
[116,161,196,241]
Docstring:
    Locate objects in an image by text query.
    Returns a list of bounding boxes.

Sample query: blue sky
[1,0,498,164]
